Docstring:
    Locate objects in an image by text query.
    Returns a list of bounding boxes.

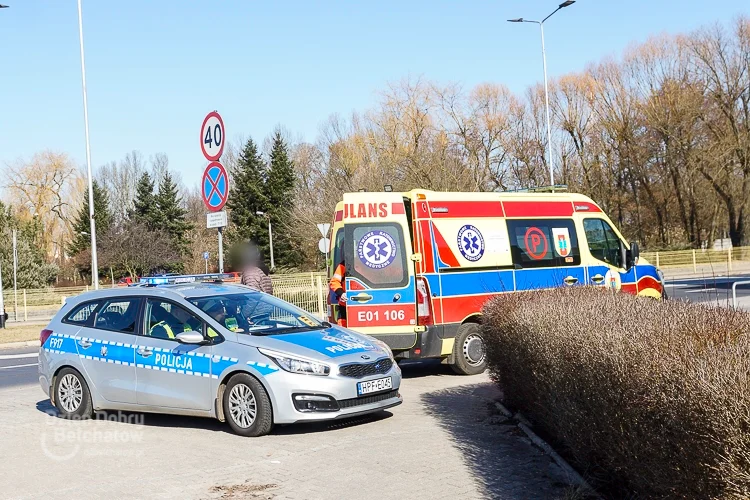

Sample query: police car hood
[235,326,389,362]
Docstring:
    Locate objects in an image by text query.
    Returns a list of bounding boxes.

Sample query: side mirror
[629,241,640,267]
[175,331,206,345]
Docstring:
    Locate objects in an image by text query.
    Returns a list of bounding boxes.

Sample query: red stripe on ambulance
[502,201,574,217]
[432,226,460,268]
[573,202,602,213]
[351,304,416,326]
[428,201,504,218]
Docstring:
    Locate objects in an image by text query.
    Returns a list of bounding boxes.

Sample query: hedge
[482,288,750,499]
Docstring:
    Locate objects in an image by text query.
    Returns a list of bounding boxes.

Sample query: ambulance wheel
[54,367,93,419]
[223,373,273,437]
[450,323,486,375]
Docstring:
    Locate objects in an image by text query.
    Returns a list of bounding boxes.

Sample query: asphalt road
[665,274,750,308]
[0,346,39,389]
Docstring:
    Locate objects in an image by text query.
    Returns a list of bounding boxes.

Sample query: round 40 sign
[201,111,225,161]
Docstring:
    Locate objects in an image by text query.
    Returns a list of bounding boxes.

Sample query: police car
[38,274,402,437]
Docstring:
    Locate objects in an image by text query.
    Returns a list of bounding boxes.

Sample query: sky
[1,0,748,189]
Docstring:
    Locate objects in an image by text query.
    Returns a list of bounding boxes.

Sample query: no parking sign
[202,161,229,212]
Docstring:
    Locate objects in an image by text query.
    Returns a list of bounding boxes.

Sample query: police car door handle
[592,274,605,284]
[137,347,153,358]
[350,293,373,303]
[77,339,92,349]
[563,276,579,285]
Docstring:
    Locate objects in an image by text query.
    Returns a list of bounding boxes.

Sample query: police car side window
[583,219,623,267]
[93,299,140,334]
[507,219,581,269]
[64,301,101,326]
[145,300,203,341]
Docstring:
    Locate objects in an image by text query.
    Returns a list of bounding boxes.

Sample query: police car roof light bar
[137,273,235,286]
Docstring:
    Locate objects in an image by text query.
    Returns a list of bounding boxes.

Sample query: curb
[494,402,599,498]
[0,340,41,350]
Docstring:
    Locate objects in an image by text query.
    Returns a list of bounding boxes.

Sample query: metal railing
[2,272,329,324]
[732,281,750,309]
[641,246,750,272]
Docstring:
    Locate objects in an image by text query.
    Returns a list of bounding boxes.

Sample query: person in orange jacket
[329,261,347,326]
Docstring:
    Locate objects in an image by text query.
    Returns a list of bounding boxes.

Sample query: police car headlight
[258,348,330,376]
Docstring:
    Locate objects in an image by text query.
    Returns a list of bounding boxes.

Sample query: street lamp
[509,0,576,189]
[255,212,275,270]
[76,0,99,289]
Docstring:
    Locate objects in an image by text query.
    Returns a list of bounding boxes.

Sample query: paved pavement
[0,361,572,500]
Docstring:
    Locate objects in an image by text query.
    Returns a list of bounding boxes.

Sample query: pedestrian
[329,260,347,326]
[240,241,273,294]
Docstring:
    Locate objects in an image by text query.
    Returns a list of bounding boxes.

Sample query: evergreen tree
[227,137,270,262]
[130,172,161,229]
[264,131,302,269]
[156,171,193,253]
[67,180,112,259]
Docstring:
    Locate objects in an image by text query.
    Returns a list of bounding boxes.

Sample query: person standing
[240,242,273,294]
[329,261,347,326]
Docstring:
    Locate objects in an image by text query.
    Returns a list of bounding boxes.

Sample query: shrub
[482,288,750,499]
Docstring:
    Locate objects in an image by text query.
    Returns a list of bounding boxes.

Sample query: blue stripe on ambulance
[437,270,514,296]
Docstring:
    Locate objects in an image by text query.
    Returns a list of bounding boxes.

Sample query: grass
[0,324,42,344]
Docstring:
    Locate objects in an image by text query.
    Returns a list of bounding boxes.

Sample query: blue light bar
[138,274,234,286]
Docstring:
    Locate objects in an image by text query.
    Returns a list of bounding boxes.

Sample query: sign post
[200,112,228,273]
[317,223,331,276]
[0,259,5,329]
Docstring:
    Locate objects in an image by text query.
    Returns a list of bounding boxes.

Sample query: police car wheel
[223,373,273,437]
[450,323,486,376]
[54,367,93,419]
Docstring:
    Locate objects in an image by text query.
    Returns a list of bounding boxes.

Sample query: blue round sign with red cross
[202,161,229,212]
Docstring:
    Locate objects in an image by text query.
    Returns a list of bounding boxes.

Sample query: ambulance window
[332,228,345,269]
[345,223,408,289]
[507,219,581,268]
[583,219,623,267]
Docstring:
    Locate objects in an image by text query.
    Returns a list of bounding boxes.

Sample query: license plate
[357,376,392,396]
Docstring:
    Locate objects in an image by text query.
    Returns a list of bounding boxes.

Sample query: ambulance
[328,189,664,375]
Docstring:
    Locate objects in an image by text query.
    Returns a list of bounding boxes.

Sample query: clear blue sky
[1,0,748,187]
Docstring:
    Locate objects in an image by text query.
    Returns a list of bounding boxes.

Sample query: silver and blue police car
[38,275,402,436]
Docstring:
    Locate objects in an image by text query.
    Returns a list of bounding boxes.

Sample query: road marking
[685,288,718,293]
[0,363,37,370]
[0,353,38,360]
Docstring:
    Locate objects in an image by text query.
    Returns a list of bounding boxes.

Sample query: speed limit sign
[200,111,225,161]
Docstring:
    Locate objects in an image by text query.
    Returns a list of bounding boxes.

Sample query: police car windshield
[189,293,324,335]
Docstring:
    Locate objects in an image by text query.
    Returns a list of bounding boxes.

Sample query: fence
[641,246,750,273]
[1,273,328,325]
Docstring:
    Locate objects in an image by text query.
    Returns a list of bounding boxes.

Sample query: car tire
[53,367,93,419]
[223,373,273,437]
[450,322,487,376]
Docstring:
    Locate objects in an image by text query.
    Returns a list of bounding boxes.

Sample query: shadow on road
[420,383,571,500]
[35,399,394,436]
[398,358,455,379]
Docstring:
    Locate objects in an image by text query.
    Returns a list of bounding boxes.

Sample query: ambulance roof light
[358,188,366,192]
[384,185,393,192]
[508,184,568,193]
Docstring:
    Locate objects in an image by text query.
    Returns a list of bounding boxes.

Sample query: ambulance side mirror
[628,241,640,268]
[410,253,422,263]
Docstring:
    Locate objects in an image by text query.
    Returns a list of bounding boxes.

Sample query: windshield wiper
[252,325,326,336]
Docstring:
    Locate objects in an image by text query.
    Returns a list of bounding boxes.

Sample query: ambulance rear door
[342,192,417,351]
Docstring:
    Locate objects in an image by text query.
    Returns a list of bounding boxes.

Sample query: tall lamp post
[76,0,98,289]
[255,212,275,271]
[509,0,576,189]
